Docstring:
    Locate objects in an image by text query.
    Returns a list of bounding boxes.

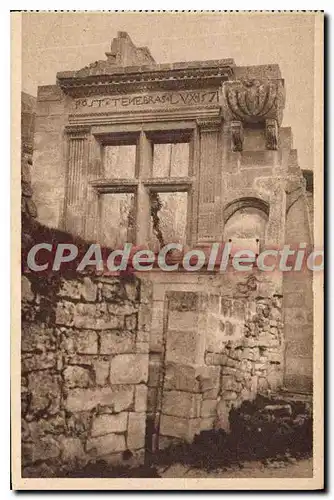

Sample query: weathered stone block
[139,279,152,304]
[284,308,307,326]
[267,369,283,390]
[58,279,81,300]
[112,302,138,317]
[135,385,148,412]
[99,330,134,354]
[286,338,313,358]
[109,354,148,385]
[55,301,75,326]
[164,362,200,392]
[80,277,97,302]
[91,413,128,437]
[197,365,220,392]
[27,371,61,415]
[21,276,34,302]
[137,329,150,343]
[124,280,140,302]
[203,386,220,399]
[60,437,86,463]
[221,366,238,376]
[149,328,163,352]
[221,375,242,392]
[284,356,313,392]
[162,390,201,418]
[240,359,253,372]
[166,329,205,365]
[66,412,91,437]
[59,329,76,354]
[225,357,240,368]
[86,434,126,456]
[216,400,231,431]
[200,417,215,431]
[147,387,158,412]
[75,330,98,354]
[93,359,110,386]
[21,322,56,353]
[258,377,269,392]
[136,342,149,353]
[148,360,161,388]
[137,304,151,332]
[125,313,137,331]
[222,390,238,401]
[201,399,217,418]
[22,437,60,464]
[27,414,66,440]
[167,310,199,331]
[98,281,126,302]
[127,412,146,449]
[73,303,124,330]
[23,462,56,478]
[159,414,201,442]
[168,292,199,312]
[22,351,57,373]
[65,385,134,412]
[63,365,92,388]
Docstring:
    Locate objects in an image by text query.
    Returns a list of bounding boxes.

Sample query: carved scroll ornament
[221,79,285,125]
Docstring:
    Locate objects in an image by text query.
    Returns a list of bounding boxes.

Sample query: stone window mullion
[135,131,152,246]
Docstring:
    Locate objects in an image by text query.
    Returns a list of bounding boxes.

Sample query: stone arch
[223,197,269,224]
[223,197,269,251]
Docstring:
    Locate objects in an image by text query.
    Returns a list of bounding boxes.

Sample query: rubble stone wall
[21,273,152,477]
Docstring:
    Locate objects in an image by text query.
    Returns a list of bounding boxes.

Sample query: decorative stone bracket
[221,79,285,152]
[230,120,244,152]
[265,118,278,150]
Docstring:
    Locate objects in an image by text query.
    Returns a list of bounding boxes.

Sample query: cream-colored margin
[311,11,325,491]
[11,12,22,491]
[11,11,324,491]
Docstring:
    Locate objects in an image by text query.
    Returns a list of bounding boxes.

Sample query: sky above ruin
[21,12,317,171]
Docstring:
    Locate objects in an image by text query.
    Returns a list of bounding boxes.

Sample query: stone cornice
[68,105,221,126]
[57,60,235,97]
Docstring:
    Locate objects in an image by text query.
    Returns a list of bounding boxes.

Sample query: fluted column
[196,118,222,243]
[64,127,90,237]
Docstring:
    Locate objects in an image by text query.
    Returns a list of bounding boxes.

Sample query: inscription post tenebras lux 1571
[74,90,219,111]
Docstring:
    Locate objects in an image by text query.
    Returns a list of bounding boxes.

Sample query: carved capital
[230,120,244,152]
[196,117,222,132]
[265,118,278,150]
[65,125,91,139]
[221,78,285,125]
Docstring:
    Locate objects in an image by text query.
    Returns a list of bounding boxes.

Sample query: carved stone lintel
[265,118,278,150]
[230,120,244,152]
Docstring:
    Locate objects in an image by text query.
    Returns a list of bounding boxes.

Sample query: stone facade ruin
[22,32,314,475]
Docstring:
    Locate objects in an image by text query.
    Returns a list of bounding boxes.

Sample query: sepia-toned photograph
[12,11,324,490]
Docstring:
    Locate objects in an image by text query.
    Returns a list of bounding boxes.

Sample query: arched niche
[223,197,269,252]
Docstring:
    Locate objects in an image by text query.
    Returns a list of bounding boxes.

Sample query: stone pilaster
[196,118,222,242]
[265,184,286,246]
[64,126,90,237]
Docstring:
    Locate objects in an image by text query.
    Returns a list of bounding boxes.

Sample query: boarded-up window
[152,143,189,178]
[100,193,135,248]
[104,145,136,179]
[149,191,188,250]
